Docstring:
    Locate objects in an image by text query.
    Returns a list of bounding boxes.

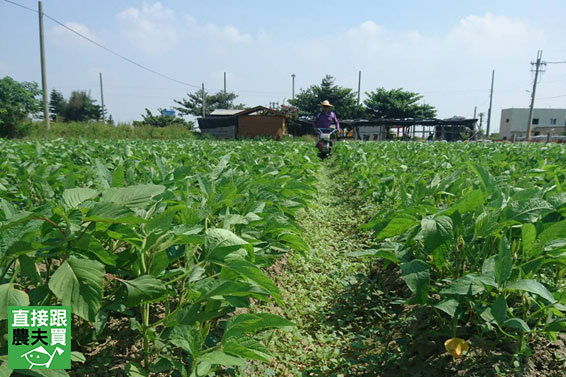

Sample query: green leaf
[0,283,29,320]
[217,260,282,305]
[421,216,453,254]
[86,202,144,223]
[198,280,269,302]
[75,234,117,266]
[505,279,556,303]
[48,256,105,321]
[440,275,486,296]
[434,299,459,317]
[206,228,253,261]
[469,163,493,191]
[146,209,176,235]
[278,233,309,254]
[522,223,536,254]
[445,189,485,215]
[71,351,86,364]
[223,313,294,341]
[530,221,566,256]
[544,319,566,332]
[495,236,513,287]
[501,199,554,224]
[224,336,272,362]
[346,249,398,264]
[377,214,417,240]
[400,259,429,304]
[492,294,507,325]
[168,325,203,358]
[0,355,9,377]
[125,362,148,377]
[62,187,99,209]
[149,251,169,276]
[111,165,125,187]
[197,351,245,367]
[19,255,42,284]
[503,318,531,332]
[212,153,232,180]
[474,210,503,237]
[101,184,165,209]
[123,275,167,307]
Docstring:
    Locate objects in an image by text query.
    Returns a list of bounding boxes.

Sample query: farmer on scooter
[313,100,340,132]
[314,100,340,154]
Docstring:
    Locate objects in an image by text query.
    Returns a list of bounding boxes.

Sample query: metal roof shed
[197,106,287,140]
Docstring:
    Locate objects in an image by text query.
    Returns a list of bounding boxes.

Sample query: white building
[499,108,566,139]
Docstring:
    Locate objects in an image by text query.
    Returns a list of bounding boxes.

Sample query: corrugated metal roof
[210,109,241,116]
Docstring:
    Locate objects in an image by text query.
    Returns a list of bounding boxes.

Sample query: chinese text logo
[8,306,71,369]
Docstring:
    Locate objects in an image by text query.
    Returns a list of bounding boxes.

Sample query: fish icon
[20,346,64,369]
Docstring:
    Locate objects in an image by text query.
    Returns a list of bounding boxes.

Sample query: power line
[537,94,566,100]
[3,0,201,89]
[3,0,35,12]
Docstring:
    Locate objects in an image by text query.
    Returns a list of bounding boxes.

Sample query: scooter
[316,128,338,159]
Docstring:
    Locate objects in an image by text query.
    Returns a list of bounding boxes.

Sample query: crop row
[333,141,566,358]
[0,139,318,376]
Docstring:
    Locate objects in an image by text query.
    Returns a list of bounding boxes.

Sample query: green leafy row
[334,141,566,356]
[0,139,317,376]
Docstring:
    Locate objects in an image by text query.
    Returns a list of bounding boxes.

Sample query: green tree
[364,88,436,119]
[0,76,41,138]
[49,89,66,121]
[133,108,195,129]
[288,75,363,119]
[62,90,102,122]
[174,89,245,117]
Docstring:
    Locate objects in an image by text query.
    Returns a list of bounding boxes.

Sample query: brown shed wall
[237,116,287,140]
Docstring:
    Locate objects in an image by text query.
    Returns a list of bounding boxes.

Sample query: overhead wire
[3,0,201,89]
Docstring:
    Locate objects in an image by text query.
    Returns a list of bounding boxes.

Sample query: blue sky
[1,0,566,130]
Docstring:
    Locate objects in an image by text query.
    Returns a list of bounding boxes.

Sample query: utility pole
[527,50,545,141]
[357,70,362,105]
[201,83,206,117]
[38,1,50,130]
[473,106,478,140]
[291,74,295,100]
[479,112,484,138]
[223,72,226,94]
[99,73,105,122]
[486,70,495,138]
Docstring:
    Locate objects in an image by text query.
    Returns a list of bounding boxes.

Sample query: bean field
[1,139,566,376]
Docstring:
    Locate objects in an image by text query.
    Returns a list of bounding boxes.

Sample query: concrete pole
[291,74,295,100]
[99,73,105,122]
[486,70,495,138]
[202,83,205,117]
[357,70,361,105]
[223,72,226,94]
[38,1,50,130]
[527,50,543,141]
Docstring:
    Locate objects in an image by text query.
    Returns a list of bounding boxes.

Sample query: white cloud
[117,2,179,53]
[116,2,255,55]
[205,24,253,45]
[48,22,97,47]
[446,13,544,55]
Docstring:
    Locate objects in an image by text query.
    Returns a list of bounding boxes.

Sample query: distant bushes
[23,121,196,140]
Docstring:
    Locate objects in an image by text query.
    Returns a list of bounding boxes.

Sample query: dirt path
[242,163,388,376]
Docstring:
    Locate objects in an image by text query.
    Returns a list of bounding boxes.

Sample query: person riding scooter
[313,100,340,158]
[313,100,340,132]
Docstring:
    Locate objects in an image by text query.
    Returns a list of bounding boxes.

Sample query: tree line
[172,75,437,120]
[1,74,437,138]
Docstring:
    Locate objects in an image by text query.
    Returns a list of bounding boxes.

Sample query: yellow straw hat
[319,100,334,107]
